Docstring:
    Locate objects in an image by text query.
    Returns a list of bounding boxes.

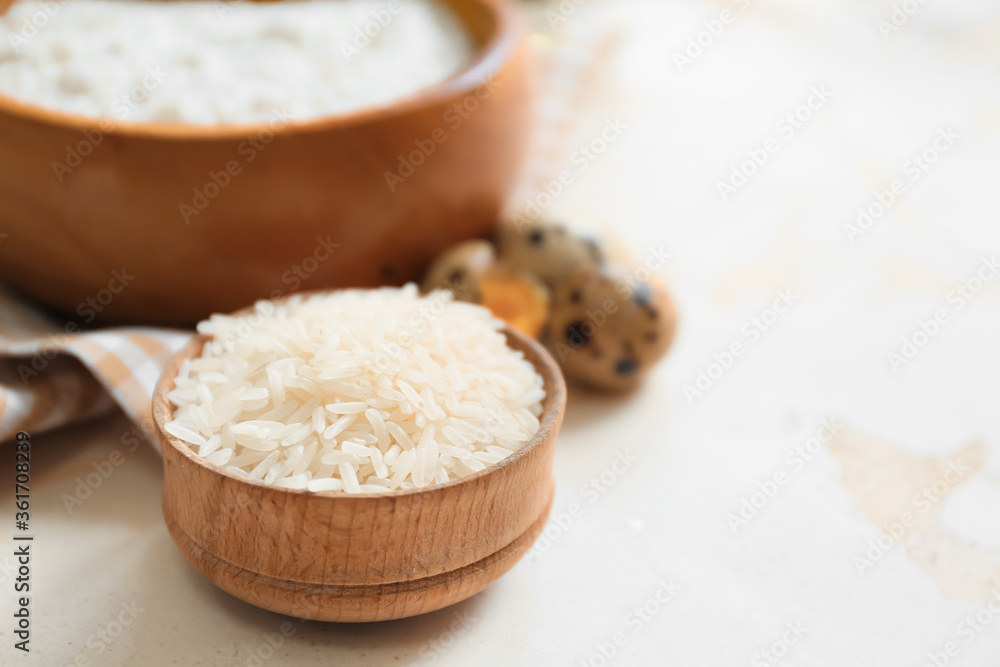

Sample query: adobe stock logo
[179,107,294,223]
[525,450,637,562]
[510,117,628,225]
[544,0,591,29]
[887,255,999,371]
[715,85,832,202]
[338,1,403,61]
[683,289,799,403]
[843,126,959,244]
[576,579,681,667]
[878,0,932,39]
[853,458,971,574]
[672,0,753,73]
[5,0,66,51]
[727,418,841,533]
[750,621,808,667]
[383,77,502,192]
[920,590,1000,667]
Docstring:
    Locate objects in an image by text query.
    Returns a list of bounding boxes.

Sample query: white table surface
[3,0,1000,664]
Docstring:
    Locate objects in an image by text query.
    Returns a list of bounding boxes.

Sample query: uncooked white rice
[0,0,472,124]
[166,285,546,494]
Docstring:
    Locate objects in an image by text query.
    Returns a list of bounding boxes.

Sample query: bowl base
[164,491,553,622]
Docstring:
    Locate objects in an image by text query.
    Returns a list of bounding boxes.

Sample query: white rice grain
[166,287,544,494]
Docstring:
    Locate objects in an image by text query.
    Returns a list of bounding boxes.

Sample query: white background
[3,0,1000,664]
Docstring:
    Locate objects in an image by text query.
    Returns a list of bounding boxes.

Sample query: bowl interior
[0,0,516,136]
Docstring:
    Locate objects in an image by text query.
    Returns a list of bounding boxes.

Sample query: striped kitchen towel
[0,286,191,447]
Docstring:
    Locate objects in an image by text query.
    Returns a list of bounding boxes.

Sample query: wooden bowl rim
[152,291,567,500]
[0,0,521,139]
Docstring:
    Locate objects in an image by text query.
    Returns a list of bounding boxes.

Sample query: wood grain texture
[163,492,553,622]
[153,324,566,622]
[0,0,534,326]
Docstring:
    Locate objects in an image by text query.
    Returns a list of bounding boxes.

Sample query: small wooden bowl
[151,323,566,622]
[0,0,533,325]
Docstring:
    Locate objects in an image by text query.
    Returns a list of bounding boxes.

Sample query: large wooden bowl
[152,323,566,622]
[0,0,533,325]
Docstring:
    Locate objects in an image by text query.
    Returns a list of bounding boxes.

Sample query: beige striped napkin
[0,287,191,447]
[0,5,618,446]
